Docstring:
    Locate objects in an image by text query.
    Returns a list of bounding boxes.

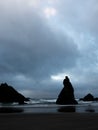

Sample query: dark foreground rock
[0,83,29,104]
[56,76,78,105]
[80,93,98,101]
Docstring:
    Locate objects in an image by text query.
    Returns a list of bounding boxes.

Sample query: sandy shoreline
[0,113,98,130]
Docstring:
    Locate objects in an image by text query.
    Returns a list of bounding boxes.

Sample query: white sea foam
[0,99,98,113]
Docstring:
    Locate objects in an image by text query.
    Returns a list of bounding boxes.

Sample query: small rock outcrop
[80,93,98,101]
[56,76,78,105]
[80,93,94,101]
[0,83,29,104]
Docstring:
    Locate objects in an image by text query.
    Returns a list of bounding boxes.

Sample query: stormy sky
[0,0,98,98]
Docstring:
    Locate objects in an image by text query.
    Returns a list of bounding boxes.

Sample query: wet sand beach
[0,113,98,130]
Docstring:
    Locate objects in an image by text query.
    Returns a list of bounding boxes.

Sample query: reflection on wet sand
[58,106,76,113]
[0,107,24,113]
[85,105,95,113]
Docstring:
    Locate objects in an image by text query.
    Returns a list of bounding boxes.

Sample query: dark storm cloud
[0,29,79,78]
[0,1,79,80]
[0,0,80,98]
[0,0,98,98]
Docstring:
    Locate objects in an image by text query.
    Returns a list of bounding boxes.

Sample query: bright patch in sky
[51,72,80,84]
[43,7,57,18]
[51,75,63,81]
[51,73,67,81]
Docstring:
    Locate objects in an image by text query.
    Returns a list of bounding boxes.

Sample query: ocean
[0,99,98,113]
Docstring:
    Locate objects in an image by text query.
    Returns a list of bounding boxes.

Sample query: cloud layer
[0,0,98,98]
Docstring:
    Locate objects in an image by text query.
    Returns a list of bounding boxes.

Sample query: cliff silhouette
[0,83,29,104]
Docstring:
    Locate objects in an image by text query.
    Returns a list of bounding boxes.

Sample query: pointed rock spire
[56,76,78,105]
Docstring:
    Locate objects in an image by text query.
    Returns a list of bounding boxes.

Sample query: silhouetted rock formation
[80,93,98,101]
[0,83,29,104]
[56,76,78,105]
[80,93,94,101]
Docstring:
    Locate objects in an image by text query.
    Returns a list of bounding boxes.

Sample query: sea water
[0,99,98,113]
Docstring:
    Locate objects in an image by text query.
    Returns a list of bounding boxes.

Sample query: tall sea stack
[56,76,78,105]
